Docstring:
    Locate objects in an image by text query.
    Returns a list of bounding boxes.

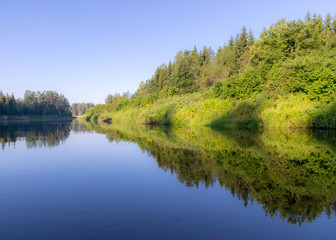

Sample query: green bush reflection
[85,122,336,225]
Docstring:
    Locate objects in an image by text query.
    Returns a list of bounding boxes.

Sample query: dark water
[0,120,335,240]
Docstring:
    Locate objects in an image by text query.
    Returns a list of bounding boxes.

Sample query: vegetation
[83,121,336,225]
[0,90,72,116]
[84,13,336,129]
[105,91,131,104]
[3,118,335,224]
[71,103,95,116]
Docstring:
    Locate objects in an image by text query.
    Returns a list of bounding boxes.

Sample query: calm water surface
[0,120,335,239]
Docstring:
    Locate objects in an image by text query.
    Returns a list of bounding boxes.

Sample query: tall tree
[105,94,113,104]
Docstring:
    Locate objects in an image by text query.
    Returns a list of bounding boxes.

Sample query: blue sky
[1,0,335,104]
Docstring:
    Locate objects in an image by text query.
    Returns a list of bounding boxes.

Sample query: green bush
[213,81,223,98]
[210,99,263,129]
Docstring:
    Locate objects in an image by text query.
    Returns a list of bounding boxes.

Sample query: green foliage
[313,101,336,128]
[71,103,94,116]
[168,49,202,94]
[0,90,72,116]
[86,13,336,130]
[163,87,178,97]
[213,81,223,98]
[105,91,130,105]
[116,99,129,111]
[105,94,113,104]
[133,27,254,98]
[217,67,261,99]
[210,99,263,129]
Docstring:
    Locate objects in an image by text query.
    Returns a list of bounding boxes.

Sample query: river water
[0,120,335,239]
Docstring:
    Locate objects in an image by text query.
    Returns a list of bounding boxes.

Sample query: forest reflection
[84,121,336,225]
[0,120,94,149]
[0,121,62,149]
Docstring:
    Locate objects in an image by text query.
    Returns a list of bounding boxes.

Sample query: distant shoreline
[0,115,75,123]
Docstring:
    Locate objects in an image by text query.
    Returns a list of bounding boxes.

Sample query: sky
[1,0,336,104]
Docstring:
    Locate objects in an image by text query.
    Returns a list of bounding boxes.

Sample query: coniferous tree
[123,12,336,103]
[0,91,71,116]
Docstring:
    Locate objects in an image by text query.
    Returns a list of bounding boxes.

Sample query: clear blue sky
[1,0,335,104]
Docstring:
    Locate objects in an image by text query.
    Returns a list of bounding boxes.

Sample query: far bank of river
[0,115,75,123]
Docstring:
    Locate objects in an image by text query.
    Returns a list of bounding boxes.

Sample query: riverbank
[82,14,336,130]
[0,115,75,123]
[82,92,336,130]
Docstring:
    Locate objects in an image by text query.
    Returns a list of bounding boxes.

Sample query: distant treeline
[0,90,71,116]
[71,103,95,116]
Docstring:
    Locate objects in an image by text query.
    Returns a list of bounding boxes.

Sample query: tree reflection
[84,121,336,225]
[0,121,72,149]
[71,120,92,133]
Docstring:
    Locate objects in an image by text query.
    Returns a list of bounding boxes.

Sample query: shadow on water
[83,121,336,225]
[313,130,336,151]
[211,128,262,149]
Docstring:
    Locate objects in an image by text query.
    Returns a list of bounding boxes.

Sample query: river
[0,120,335,239]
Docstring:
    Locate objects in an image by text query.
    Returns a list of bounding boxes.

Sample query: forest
[0,90,72,116]
[84,13,336,129]
[71,103,95,116]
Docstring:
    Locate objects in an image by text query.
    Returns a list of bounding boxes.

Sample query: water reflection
[71,120,93,133]
[84,122,336,225]
[0,120,88,149]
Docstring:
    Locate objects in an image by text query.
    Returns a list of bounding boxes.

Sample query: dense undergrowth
[84,13,336,129]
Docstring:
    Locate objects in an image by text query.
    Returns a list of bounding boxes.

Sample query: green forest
[84,13,336,129]
[0,90,71,116]
[71,103,95,116]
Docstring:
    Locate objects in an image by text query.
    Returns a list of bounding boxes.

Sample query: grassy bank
[83,92,335,129]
